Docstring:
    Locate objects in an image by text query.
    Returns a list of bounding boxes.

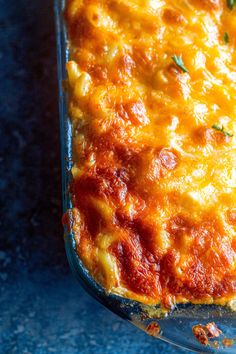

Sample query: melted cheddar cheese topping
[65,0,236,307]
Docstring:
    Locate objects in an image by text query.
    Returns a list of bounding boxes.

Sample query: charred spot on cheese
[162,8,186,25]
[66,0,236,308]
[110,239,160,297]
[116,100,149,126]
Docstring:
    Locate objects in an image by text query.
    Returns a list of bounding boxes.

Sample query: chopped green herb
[223,32,229,44]
[171,55,189,73]
[212,124,233,137]
[227,0,236,10]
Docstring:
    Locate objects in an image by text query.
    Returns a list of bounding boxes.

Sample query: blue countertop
[0,1,191,353]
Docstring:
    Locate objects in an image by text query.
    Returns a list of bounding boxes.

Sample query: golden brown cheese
[65,0,236,308]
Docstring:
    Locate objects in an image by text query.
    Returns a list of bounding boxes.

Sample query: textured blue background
[0,1,191,353]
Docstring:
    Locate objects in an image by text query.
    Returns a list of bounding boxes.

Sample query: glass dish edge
[54,1,236,352]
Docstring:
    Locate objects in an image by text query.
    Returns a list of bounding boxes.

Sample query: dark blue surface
[0,1,191,353]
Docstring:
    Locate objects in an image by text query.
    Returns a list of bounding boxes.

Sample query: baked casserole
[64,0,236,309]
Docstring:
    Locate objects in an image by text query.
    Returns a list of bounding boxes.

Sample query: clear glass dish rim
[54,1,236,352]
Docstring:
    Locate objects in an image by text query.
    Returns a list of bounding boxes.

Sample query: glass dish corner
[54,1,236,352]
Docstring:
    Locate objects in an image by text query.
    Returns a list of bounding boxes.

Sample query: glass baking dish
[54,1,236,352]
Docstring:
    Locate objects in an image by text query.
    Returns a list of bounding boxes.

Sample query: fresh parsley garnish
[223,32,229,44]
[171,55,189,73]
[227,0,236,10]
[212,124,233,137]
